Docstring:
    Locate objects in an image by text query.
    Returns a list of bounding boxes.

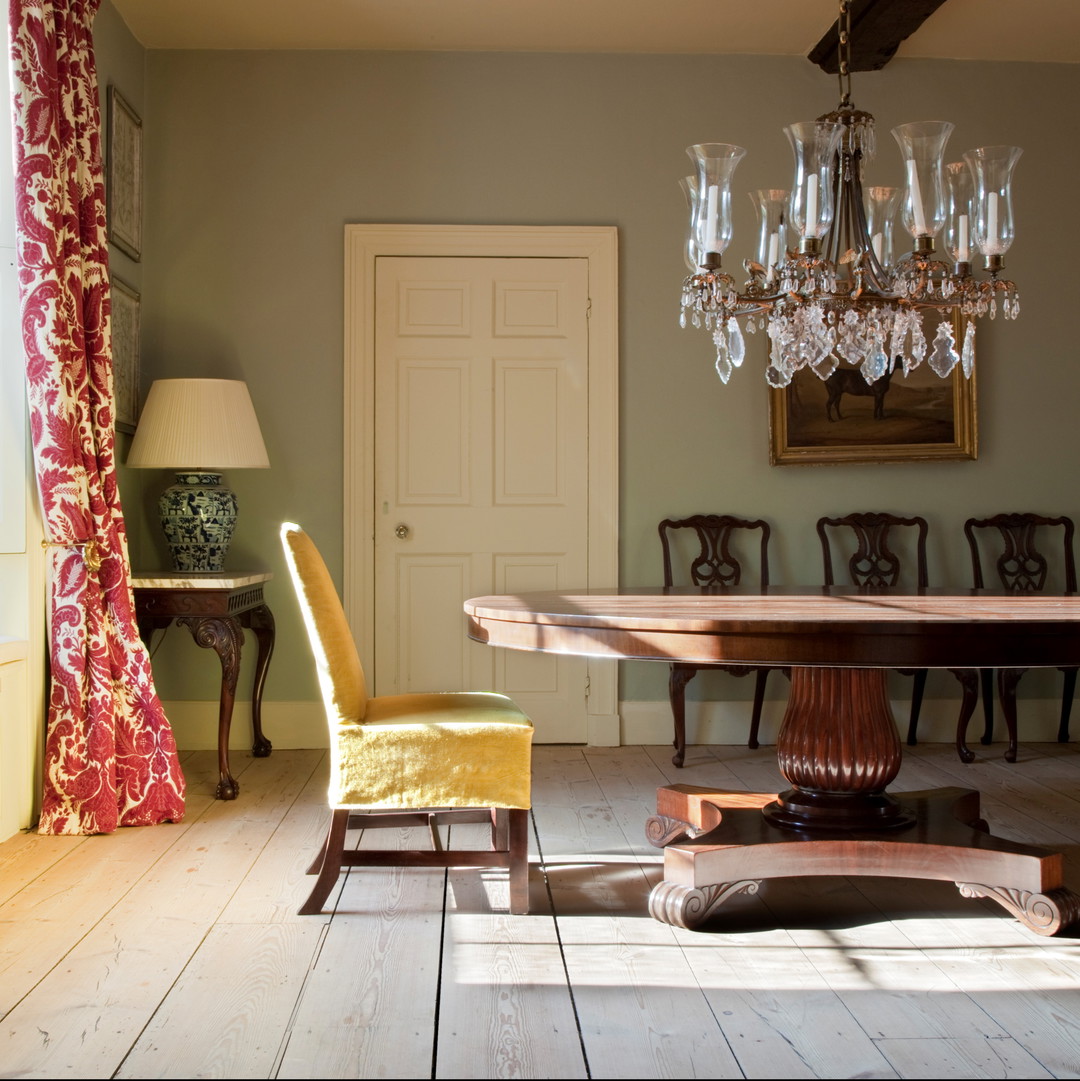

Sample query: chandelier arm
[846,164,895,295]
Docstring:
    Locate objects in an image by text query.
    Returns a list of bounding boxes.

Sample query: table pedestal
[647,666,1080,936]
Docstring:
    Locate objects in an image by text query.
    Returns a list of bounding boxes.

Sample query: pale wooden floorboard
[115,922,326,1079]
[535,749,745,1079]
[4,744,1080,1078]
[435,823,585,1080]
[0,749,320,1078]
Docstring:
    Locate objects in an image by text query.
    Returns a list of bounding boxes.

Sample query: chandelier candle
[906,160,928,237]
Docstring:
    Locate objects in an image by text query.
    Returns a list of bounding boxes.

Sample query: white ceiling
[108,0,1080,62]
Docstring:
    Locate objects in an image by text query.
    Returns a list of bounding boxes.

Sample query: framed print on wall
[768,314,977,465]
[111,277,141,434]
[107,86,143,261]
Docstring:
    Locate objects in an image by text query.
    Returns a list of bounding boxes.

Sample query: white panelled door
[373,256,590,741]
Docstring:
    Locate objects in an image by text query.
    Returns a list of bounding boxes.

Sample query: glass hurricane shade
[687,143,746,259]
[785,121,843,241]
[891,120,954,241]
[127,379,270,573]
[964,145,1022,258]
[751,189,789,280]
[944,162,974,263]
[864,186,900,269]
[679,175,700,272]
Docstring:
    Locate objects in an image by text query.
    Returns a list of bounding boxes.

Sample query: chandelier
[679,0,1021,388]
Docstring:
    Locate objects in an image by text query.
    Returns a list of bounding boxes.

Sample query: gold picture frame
[107,86,143,261]
[768,314,977,465]
[111,277,141,434]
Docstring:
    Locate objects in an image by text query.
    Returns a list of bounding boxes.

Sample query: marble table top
[131,570,272,590]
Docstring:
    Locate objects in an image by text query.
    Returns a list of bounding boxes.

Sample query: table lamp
[127,378,270,572]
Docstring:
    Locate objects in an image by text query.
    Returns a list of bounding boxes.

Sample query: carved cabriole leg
[247,603,275,757]
[1058,667,1077,743]
[905,668,928,747]
[765,666,914,831]
[957,882,1080,936]
[748,668,768,750]
[180,614,245,800]
[979,668,995,744]
[953,668,981,763]
[649,879,760,929]
[669,664,696,768]
[998,667,1024,763]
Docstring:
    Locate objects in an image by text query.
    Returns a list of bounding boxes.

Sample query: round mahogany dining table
[465,586,1080,935]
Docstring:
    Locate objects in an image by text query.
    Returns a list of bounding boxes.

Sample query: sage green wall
[94,0,154,558]
[106,13,1080,713]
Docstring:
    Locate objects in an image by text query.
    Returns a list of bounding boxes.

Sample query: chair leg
[1058,667,1078,743]
[979,668,995,744]
[491,807,508,850]
[669,664,696,768]
[998,668,1024,763]
[507,808,530,915]
[427,812,444,851]
[748,668,769,750]
[299,808,350,915]
[905,669,929,746]
[953,669,980,763]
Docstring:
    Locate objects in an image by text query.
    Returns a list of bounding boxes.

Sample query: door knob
[395,524,410,539]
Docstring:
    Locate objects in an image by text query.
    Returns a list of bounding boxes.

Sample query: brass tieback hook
[41,538,103,571]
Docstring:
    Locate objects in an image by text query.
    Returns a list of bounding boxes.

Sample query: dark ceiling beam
[808,0,951,73]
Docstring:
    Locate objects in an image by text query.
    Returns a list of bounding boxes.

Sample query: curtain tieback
[41,538,103,572]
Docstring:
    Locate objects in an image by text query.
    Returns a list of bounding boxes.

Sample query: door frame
[344,224,619,744]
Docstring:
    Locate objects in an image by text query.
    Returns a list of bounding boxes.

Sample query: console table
[132,571,275,800]
[466,587,1080,936]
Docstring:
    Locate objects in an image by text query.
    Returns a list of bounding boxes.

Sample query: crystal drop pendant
[765,364,791,388]
[727,318,746,367]
[927,319,959,377]
[715,350,733,384]
[962,320,976,377]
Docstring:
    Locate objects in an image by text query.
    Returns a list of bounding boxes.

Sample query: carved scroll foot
[645,814,698,848]
[957,882,1080,936]
[648,879,760,929]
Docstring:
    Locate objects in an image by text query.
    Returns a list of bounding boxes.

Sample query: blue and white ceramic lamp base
[159,472,238,572]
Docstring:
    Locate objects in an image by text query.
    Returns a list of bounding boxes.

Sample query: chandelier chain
[837,0,852,107]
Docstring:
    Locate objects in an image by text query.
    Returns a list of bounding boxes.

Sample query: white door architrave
[344,224,619,745]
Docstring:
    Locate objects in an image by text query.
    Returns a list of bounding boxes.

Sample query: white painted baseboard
[161,696,1069,752]
[160,700,327,751]
[618,697,1068,748]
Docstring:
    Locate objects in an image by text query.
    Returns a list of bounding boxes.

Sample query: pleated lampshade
[127,379,270,470]
[127,379,269,572]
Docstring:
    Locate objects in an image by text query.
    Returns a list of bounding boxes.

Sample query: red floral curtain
[8,0,185,833]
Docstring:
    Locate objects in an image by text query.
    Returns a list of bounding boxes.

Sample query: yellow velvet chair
[280,523,533,915]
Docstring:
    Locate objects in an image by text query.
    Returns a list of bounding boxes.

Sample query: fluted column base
[763,666,914,831]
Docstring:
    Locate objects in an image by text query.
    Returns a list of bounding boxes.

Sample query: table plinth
[648,784,1080,935]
